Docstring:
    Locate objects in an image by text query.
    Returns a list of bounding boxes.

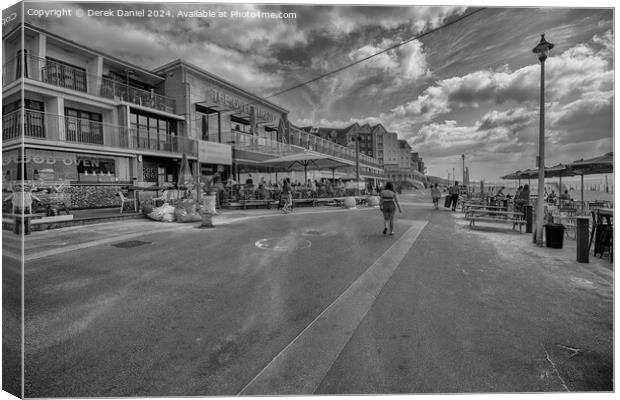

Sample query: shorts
[382,202,396,219]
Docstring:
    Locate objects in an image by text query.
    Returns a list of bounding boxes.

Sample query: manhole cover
[255,237,312,251]
[112,240,152,248]
[303,230,328,236]
[570,277,595,288]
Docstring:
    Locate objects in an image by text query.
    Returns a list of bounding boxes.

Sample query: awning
[568,152,613,175]
[257,150,353,170]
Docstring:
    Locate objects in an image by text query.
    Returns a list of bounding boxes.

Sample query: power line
[261,7,486,103]
[190,7,487,120]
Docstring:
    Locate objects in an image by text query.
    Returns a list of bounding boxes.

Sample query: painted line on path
[238,219,428,395]
[23,225,194,262]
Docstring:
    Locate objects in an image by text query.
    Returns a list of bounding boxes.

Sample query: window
[16,49,28,79]
[65,108,103,144]
[77,156,115,182]
[45,57,87,92]
[2,99,45,140]
[130,110,177,151]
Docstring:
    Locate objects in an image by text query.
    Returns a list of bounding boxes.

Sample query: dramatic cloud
[23,3,613,180]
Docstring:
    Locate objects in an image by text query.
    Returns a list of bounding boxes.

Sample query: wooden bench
[238,199,278,209]
[467,210,526,233]
[292,198,316,208]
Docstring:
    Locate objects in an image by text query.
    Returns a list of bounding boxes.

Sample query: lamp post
[532,34,554,247]
[352,136,361,195]
[461,153,466,184]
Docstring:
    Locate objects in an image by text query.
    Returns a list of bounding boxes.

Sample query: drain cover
[255,237,312,251]
[112,240,152,248]
[302,230,333,237]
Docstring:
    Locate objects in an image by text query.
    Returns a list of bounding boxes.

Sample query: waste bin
[545,223,565,249]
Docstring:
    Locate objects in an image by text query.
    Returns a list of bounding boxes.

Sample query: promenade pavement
[3,190,613,395]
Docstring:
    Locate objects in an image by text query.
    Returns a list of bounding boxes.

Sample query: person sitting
[559,190,571,201]
[514,184,530,212]
[547,190,557,204]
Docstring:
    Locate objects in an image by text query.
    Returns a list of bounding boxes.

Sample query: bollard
[197,211,215,229]
[576,216,590,263]
[524,204,533,234]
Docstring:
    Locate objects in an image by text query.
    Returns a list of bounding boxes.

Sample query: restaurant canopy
[568,152,613,175]
[501,164,575,180]
[567,152,613,203]
[257,150,353,182]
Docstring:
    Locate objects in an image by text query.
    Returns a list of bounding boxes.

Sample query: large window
[2,99,45,140]
[65,108,103,144]
[130,110,177,151]
[16,49,28,79]
[44,57,87,92]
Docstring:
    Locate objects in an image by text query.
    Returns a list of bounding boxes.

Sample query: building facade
[3,22,385,208]
[3,23,189,207]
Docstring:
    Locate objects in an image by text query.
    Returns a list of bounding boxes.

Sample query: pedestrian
[281,177,293,214]
[449,181,460,211]
[379,181,402,235]
[431,183,441,210]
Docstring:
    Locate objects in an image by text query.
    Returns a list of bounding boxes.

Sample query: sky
[18,0,615,181]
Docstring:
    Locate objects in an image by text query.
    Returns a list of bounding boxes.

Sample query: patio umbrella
[544,163,576,196]
[177,153,194,189]
[568,152,613,203]
[257,150,352,183]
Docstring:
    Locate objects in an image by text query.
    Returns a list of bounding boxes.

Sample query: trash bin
[545,223,565,249]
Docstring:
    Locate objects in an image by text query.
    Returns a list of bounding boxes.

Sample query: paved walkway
[3,205,377,262]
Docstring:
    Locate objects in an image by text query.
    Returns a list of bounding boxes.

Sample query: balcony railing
[289,126,383,169]
[3,109,195,155]
[231,129,300,156]
[2,109,46,141]
[5,54,176,113]
[131,130,195,155]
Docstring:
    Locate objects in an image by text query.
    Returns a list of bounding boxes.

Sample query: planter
[343,197,356,209]
[366,196,380,207]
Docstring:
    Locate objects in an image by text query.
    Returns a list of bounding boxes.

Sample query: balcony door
[45,57,87,92]
[65,108,103,145]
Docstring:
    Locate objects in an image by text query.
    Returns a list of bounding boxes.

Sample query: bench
[292,198,316,208]
[238,199,278,209]
[468,216,526,233]
[5,213,43,235]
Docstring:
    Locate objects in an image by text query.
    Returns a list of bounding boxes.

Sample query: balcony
[289,127,383,169]
[2,109,129,148]
[131,130,195,155]
[4,54,176,114]
[231,129,300,156]
[3,109,195,156]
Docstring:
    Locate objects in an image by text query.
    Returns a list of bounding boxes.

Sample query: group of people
[429,181,461,211]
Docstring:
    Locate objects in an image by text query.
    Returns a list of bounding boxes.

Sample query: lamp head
[532,34,554,62]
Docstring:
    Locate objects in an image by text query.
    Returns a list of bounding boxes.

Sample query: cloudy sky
[23,1,614,181]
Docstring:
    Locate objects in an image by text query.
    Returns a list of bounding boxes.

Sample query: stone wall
[65,185,123,209]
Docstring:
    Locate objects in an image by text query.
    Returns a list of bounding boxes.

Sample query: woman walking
[431,183,441,210]
[281,177,293,213]
[379,182,402,235]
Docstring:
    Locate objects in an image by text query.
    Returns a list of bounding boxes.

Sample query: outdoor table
[125,186,168,208]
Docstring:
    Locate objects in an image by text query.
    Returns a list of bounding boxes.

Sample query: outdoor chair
[557,207,577,239]
[117,191,137,214]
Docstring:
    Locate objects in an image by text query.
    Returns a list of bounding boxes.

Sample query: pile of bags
[143,199,202,223]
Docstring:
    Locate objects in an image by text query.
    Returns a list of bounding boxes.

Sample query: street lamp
[532,33,554,247]
[351,135,362,195]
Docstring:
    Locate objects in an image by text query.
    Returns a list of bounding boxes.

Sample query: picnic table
[463,204,508,216]
[466,209,526,233]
